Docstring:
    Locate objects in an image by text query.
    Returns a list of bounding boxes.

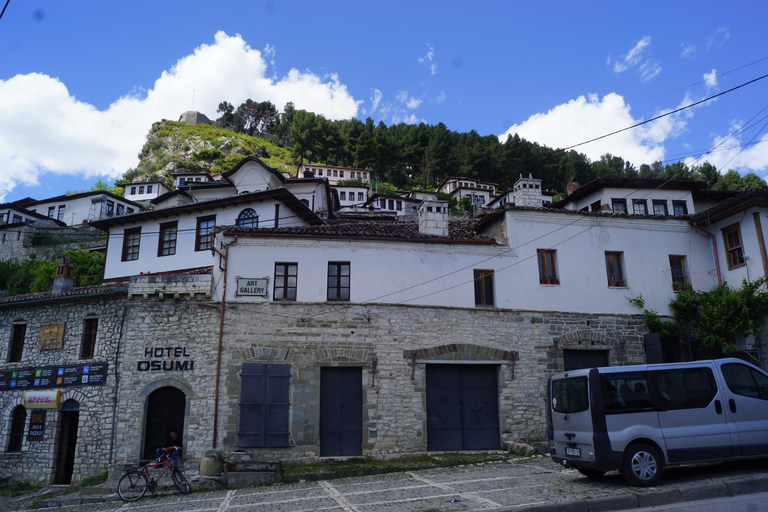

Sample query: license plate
[565,447,581,457]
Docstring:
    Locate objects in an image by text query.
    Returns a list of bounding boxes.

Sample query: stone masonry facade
[0,291,127,484]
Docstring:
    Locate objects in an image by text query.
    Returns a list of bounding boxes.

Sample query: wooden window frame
[672,201,688,215]
[81,317,98,359]
[273,263,298,301]
[195,215,216,252]
[473,269,495,307]
[605,252,626,287]
[121,227,141,261]
[157,221,178,257]
[722,223,746,269]
[632,199,647,215]
[6,405,26,452]
[652,200,668,216]
[537,250,559,284]
[8,323,25,363]
[236,209,258,228]
[611,199,627,213]
[327,262,350,302]
[669,255,688,290]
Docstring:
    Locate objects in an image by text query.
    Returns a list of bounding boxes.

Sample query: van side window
[552,377,588,414]
[721,363,768,400]
[600,372,653,411]
[651,367,717,410]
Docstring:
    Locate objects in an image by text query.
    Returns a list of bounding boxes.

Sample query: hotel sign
[235,276,270,298]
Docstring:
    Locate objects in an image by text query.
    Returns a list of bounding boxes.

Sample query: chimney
[513,174,543,208]
[566,178,580,196]
[418,200,449,237]
[52,256,74,294]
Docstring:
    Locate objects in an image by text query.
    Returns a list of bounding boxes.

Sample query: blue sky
[1,1,767,203]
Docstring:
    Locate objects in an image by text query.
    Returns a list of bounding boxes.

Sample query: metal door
[427,365,500,451]
[320,367,362,456]
[563,349,609,371]
[143,386,186,459]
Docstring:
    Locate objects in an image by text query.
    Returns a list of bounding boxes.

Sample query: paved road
[5,454,768,511]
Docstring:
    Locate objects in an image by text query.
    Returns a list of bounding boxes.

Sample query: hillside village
[0,112,767,489]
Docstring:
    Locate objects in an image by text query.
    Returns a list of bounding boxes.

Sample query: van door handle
[715,400,722,414]
[729,399,736,413]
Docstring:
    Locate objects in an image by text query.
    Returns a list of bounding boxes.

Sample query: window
[318,169,323,176]
[396,201,402,211]
[552,377,588,414]
[12,214,21,223]
[8,323,25,363]
[81,318,98,359]
[238,363,290,447]
[600,371,654,411]
[358,192,364,202]
[669,256,688,289]
[722,223,745,269]
[590,200,601,212]
[611,199,626,213]
[6,405,26,452]
[116,204,124,216]
[388,200,394,210]
[195,215,216,251]
[632,199,647,215]
[138,186,144,194]
[158,221,178,257]
[672,201,688,215]
[722,363,768,400]
[236,209,258,228]
[333,170,338,177]
[47,206,55,218]
[147,185,153,194]
[327,262,350,301]
[130,187,137,195]
[127,207,134,214]
[106,200,114,216]
[339,171,344,178]
[274,263,298,301]
[339,192,346,201]
[651,368,718,410]
[57,205,65,221]
[121,227,141,261]
[605,252,626,286]
[473,270,494,307]
[537,250,558,284]
[652,200,668,216]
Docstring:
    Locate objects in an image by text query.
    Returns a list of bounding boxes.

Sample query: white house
[365,194,422,216]
[120,181,171,205]
[25,191,142,227]
[333,185,369,210]
[295,164,372,185]
[436,176,498,209]
[172,172,215,188]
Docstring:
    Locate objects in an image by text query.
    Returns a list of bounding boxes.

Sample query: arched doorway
[54,400,79,484]
[143,386,186,459]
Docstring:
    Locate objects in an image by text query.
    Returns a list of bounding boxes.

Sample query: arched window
[7,405,26,452]
[236,208,258,228]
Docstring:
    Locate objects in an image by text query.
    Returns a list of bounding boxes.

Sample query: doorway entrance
[426,364,500,451]
[143,386,186,459]
[563,349,609,371]
[320,367,362,456]
[54,400,79,484]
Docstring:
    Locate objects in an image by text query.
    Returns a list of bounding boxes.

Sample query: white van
[547,358,768,486]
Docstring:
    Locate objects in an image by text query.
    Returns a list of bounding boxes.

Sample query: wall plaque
[38,322,65,350]
[235,276,270,298]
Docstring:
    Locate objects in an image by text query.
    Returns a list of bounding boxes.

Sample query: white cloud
[686,121,768,176]
[370,88,383,113]
[0,31,361,201]
[681,27,729,58]
[703,69,718,92]
[396,90,422,109]
[498,93,686,166]
[613,36,661,82]
[418,44,437,76]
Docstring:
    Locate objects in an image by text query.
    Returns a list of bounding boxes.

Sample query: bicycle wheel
[117,470,148,501]
[171,467,191,494]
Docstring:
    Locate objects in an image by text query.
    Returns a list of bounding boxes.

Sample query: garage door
[426,365,500,451]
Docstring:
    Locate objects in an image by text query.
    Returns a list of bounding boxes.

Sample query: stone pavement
[4,454,768,511]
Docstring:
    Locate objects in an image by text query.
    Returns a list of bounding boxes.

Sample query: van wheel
[623,443,663,487]
[577,468,605,478]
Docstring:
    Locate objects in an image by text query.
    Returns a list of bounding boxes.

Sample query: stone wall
[113,286,648,468]
[0,225,106,263]
[0,292,126,484]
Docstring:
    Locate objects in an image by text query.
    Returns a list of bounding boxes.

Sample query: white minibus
[547,358,768,486]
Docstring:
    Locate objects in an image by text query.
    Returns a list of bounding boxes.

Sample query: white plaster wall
[102,200,308,280]
[32,196,138,226]
[228,161,284,193]
[707,208,768,285]
[216,210,717,316]
[564,187,694,214]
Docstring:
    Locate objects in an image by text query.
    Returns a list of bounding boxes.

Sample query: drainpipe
[198,236,237,449]
[108,297,129,466]
[693,222,722,288]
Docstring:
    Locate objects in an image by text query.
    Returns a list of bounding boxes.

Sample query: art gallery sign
[235,276,270,298]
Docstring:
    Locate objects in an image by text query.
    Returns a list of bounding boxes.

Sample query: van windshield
[552,377,588,414]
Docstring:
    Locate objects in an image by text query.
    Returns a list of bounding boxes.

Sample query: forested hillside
[116,99,767,195]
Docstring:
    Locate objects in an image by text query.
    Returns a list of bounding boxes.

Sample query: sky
[1,1,767,203]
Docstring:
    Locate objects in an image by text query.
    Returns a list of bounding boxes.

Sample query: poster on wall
[28,410,46,441]
[0,362,108,392]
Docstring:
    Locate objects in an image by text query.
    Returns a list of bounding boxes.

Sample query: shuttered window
[238,363,290,447]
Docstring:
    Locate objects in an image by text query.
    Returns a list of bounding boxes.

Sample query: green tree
[290,110,321,163]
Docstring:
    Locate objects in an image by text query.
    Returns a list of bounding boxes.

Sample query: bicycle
[117,453,191,501]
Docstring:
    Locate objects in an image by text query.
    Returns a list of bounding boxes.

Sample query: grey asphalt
[4,454,768,511]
